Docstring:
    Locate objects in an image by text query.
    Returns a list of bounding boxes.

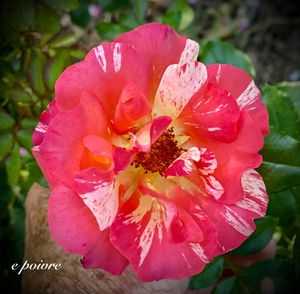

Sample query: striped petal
[153,61,207,119]
[165,147,201,177]
[75,168,118,231]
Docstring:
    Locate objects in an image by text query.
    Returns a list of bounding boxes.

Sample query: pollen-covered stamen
[131,127,186,175]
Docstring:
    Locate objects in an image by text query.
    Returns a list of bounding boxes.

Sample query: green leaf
[267,189,297,226]
[200,40,255,77]
[5,88,33,103]
[5,143,21,186]
[262,83,300,141]
[2,0,34,31]
[0,112,15,131]
[25,50,47,96]
[230,217,277,256]
[213,277,236,294]
[294,230,300,283]
[32,2,60,34]
[240,258,294,293]
[40,0,79,12]
[189,256,224,289]
[49,33,81,48]
[44,50,71,90]
[20,118,38,130]
[259,82,300,193]
[96,23,128,40]
[0,134,14,161]
[177,0,194,31]
[25,161,47,187]
[17,130,32,151]
[130,0,147,23]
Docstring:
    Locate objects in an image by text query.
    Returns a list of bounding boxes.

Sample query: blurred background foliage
[0,0,299,292]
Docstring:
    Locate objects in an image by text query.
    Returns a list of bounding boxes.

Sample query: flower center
[131,127,186,175]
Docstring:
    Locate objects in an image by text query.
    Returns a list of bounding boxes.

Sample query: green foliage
[189,256,224,289]
[200,39,256,77]
[230,217,277,256]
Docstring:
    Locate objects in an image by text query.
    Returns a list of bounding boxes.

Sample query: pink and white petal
[197,148,217,175]
[32,99,59,147]
[74,168,118,231]
[153,62,207,118]
[40,91,108,187]
[134,116,172,152]
[179,39,199,65]
[207,64,269,135]
[193,111,264,203]
[180,83,240,143]
[110,194,217,281]
[55,42,150,119]
[48,185,128,274]
[114,81,151,133]
[199,169,268,254]
[204,175,224,200]
[115,23,187,100]
[165,147,201,177]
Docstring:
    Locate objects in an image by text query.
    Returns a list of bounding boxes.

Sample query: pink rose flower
[32,23,269,281]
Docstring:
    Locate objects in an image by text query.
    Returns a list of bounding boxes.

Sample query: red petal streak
[165,147,201,177]
[48,185,128,274]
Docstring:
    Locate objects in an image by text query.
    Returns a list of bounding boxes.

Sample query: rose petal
[207,64,269,135]
[110,192,217,281]
[55,42,150,120]
[180,83,240,143]
[114,81,151,133]
[165,147,201,177]
[153,62,207,118]
[199,169,268,254]
[40,91,108,187]
[74,167,118,231]
[48,185,128,274]
[193,111,264,203]
[134,116,172,152]
[115,23,189,101]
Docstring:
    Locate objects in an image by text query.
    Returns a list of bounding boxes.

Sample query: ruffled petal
[180,83,240,143]
[40,91,108,187]
[55,42,150,120]
[110,192,217,281]
[199,169,268,254]
[207,64,269,135]
[115,23,195,101]
[48,185,128,274]
[153,62,207,118]
[193,111,264,203]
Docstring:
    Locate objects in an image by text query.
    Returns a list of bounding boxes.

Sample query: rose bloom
[32,23,269,281]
